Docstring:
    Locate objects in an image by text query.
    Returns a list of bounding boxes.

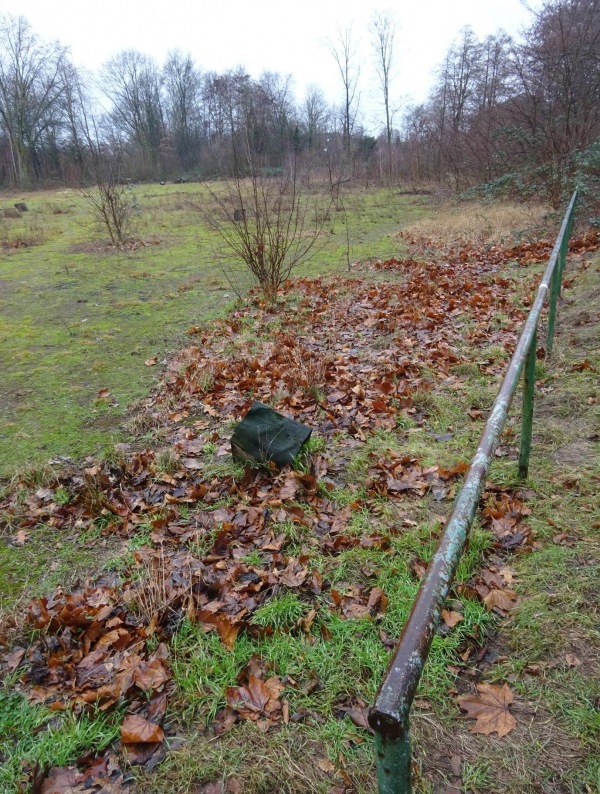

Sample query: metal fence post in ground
[558,230,568,298]
[373,726,412,794]
[518,329,537,479]
[546,263,561,354]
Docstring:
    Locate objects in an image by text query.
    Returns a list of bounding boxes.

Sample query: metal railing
[368,191,578,793]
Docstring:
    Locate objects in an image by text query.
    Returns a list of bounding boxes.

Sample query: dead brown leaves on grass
[0,237,565,789]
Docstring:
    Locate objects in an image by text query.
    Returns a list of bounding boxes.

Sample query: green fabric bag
[231,401,312,468]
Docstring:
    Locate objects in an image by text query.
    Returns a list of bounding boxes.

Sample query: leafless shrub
[81,168,137,245]
[126,552,193,626]
[196,150,333,304]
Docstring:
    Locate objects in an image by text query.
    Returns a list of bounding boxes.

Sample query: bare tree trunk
[371,11,397,183]
[327,26,360,153]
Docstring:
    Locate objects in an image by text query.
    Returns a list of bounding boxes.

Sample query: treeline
[0,0,599,207]
[401,0,600,206]
[0,15,375,190]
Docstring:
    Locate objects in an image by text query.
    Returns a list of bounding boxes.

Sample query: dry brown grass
[402,201,552,248]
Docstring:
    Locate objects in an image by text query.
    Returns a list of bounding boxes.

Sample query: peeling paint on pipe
[370,192,577,794]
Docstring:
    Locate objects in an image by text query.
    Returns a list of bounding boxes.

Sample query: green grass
[1,193,597,792]
[0,184,429,477]
[437,255,600,794]
[250,591,307,631]
[0,691,122,792]
[0,523,122,613]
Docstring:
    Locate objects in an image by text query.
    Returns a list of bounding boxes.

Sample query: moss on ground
[0,184,428,476]
[1,193,597,793]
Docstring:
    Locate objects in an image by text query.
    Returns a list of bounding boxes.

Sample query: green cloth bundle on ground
[231,401,312,468]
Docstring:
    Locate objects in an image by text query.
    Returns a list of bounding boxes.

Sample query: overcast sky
[4,0,541,130]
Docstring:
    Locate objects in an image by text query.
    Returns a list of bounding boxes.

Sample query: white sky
[3,0,540,131]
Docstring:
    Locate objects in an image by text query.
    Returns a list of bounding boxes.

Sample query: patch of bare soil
[69,238,162,255]
[553,439,596,466]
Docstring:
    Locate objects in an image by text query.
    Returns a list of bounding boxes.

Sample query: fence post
[558,222,569,293]
[518,329,537,479]
[374,726,412,794]
[546,261,561,354]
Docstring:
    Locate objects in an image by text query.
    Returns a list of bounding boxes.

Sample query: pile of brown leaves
[1,241,567,788]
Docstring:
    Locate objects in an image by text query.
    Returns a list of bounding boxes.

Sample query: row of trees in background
[402,0,600,206]
[0,13,376,190]
[0,0,599,207]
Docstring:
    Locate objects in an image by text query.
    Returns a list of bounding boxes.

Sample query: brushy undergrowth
[401,200,553,247]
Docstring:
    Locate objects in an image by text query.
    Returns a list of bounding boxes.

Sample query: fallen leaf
[145,357,158,366]
[345,705,371,730]
[124,740,166,767]
[441,609,464,628]
[198,611,241,650]
[317,758,335,774]
[213,706,239,736]
[457,683,516,737]
[133,659,170,691]
[569,360,596,372]
[14,529,29,546]
[565,654,582,668]
[121,714,164,744]
[40,767,80,793]
[299,608,317,633]
[4,647,26,672]
[413,698,432,709]
[483,588,517,613]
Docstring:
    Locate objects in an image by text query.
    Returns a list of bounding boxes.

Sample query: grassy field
[0,183,429,477]
[0,190,597,794]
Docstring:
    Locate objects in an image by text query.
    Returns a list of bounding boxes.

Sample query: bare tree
[0,14,67,187]
[302,84,330,150]
[370,10,398,181]
[508,0,600,204]
[101,50,165,179]
[163,50,203,172]
[59,61,90,180]
[430,27,484,188]
[327,25,361,152]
